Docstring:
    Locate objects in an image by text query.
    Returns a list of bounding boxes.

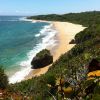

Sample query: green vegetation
[0,67,8,89]
[0,11,100,99]
[36,49,51,58]
[27,11,100,26]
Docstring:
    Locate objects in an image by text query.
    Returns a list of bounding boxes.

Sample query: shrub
[0,67,8,89]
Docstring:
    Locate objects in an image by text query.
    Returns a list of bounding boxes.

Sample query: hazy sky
[0,0,100,15]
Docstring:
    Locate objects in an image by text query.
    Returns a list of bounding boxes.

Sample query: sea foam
[9,23,58,84]
[19,17,37,23]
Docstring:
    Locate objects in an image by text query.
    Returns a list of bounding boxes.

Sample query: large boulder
[31,49,53,69]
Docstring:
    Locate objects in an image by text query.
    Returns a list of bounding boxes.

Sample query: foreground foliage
[0,67,8,89]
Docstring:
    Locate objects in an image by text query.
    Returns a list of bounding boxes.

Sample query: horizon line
[0,10,99,16]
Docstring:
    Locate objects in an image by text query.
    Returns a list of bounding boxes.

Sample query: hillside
[0,11,100,100]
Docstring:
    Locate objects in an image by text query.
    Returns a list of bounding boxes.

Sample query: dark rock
[88,59,100,72]
[69,39,75,44]
[31,49,53,69]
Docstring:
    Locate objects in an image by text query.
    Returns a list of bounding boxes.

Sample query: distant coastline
[22,17,51,23]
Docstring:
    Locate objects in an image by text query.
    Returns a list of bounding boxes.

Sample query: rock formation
[31,49,53,69]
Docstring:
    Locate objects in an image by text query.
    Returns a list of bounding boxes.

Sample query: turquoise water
[0,16,49,75]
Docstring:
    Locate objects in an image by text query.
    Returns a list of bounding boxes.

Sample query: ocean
[0,16,57,83]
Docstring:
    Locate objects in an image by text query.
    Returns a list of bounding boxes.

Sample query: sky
[0,0,100,15]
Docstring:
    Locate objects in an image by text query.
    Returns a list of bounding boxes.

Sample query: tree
[0,67,8,89]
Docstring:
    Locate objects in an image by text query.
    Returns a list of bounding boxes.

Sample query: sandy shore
[25,21,85,79]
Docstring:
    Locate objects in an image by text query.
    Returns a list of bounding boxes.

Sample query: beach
[25,21,85,79]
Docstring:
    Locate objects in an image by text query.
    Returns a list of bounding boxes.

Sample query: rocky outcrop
[31,49,53,69]
[69,39,75,44]
[88,59,100,72]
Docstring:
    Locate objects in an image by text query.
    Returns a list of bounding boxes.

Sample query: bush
[0,67,8,89]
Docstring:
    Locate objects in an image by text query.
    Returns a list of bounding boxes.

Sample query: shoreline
[22,17,51,23]
[9,21,57,83]
[25,21,86,80]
